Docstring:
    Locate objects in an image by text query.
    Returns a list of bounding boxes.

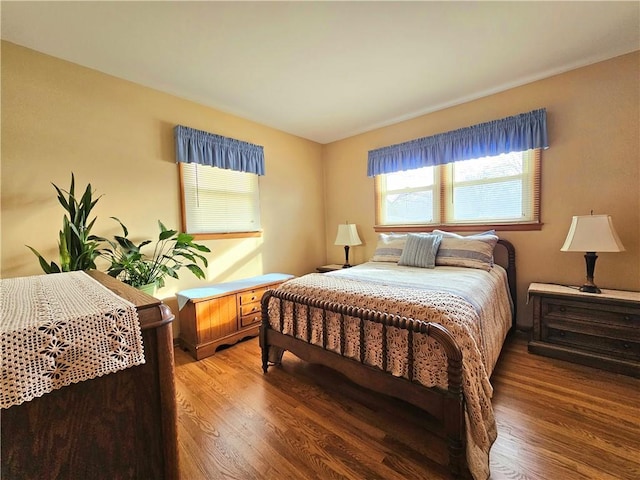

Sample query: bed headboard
[496,239,517,323]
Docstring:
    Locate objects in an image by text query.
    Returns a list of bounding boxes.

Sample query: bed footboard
[260,290,467,476]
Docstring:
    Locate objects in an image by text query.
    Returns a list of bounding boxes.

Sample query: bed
[260,233,516,480]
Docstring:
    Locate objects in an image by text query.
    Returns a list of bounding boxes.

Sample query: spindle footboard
[260,291,467,474]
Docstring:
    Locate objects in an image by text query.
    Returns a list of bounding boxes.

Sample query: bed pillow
[433,230,498,271]
[371,233,407,262]
[398,233,443,268]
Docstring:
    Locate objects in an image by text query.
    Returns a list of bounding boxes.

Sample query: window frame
[374,149,542,233]
[178,162,263,240]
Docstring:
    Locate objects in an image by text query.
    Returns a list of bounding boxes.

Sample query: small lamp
[334,223,362,268]
[560,213,625,293]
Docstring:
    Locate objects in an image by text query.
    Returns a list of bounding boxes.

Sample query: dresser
[528,283,640,377]
[178,273,294,360]
[1,270,179,480]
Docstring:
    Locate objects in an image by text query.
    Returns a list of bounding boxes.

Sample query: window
[179,163,261,238]
[379,165,437,224]
[376,149,540,229]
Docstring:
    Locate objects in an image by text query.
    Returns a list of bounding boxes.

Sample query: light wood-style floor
[173,333,640,480]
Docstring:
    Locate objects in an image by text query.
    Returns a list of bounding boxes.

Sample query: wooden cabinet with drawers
[178,273,293,360]
[528,283,640,377]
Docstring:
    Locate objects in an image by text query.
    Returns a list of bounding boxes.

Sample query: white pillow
[371,233,407,262]
[433,230,498,271]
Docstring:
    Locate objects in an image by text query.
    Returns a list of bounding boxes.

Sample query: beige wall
[1,42,325,323]
[322,51,640,328]
[3,42,639,331]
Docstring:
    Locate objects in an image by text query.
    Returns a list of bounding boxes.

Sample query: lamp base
[579,284,601,294]
[342,245,352,270]
[581,252,601,294]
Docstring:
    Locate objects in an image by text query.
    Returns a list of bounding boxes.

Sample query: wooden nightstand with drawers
[528,283,640,377]
[316,264,348,273]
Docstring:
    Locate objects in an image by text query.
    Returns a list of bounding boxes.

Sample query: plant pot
[137,283,157,296]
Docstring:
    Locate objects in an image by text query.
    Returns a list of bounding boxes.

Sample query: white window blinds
[180,163,261,234]
[444,150,538,224]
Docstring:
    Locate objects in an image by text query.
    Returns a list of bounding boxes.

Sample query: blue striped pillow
[433,230,498,271]
[398,233,443,268]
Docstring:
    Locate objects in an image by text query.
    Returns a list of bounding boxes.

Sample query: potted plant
[27,173,103,273]
[100,218,210,294]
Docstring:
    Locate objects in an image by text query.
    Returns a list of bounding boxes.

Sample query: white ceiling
[2,1,639,144]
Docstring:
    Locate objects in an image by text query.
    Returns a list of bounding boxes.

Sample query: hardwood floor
[173,333,640,480]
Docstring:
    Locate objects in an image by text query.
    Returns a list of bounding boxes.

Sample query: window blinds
[180,163,261,234]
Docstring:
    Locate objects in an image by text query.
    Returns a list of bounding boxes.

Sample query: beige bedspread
[267,262,513,480]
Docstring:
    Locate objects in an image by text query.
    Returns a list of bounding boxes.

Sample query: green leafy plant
[101,218,210,289]
[27,173,103,273]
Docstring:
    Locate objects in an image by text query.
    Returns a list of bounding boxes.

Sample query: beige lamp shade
[334,224,362,247]
[561,215,625,252]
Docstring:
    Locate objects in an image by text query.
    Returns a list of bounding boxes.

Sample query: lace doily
[1,271,145,409]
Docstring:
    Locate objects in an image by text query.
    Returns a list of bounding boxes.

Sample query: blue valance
[175,125,265,176]
[367,108,548,177]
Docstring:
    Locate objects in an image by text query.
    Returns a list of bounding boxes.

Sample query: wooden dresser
[178,273,294,360]
[1,271,179,480]
[528,282,640,377]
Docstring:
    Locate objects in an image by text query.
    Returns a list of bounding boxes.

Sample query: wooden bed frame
[260,239,516,478]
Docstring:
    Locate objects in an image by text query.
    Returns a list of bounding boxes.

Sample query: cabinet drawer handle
[559,306,567,313]
[558,331,566,337]
[624,316,631,321]
[623,343,630,349]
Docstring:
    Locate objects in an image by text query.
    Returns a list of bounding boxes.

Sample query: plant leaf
[26,245,54,274]
[53,183,70,212]
[110,217,129,237]
[159,229,177,241]
[185,264,206,279]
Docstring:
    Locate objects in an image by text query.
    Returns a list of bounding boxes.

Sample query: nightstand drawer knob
[559,307,567,312]
[624,316,631,321]
[558,331,566,337]
[623,343,630,349]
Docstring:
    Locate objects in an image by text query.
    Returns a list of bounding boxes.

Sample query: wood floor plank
[175,363,315,479]
[174,332,640,480]
[493,388,640,463]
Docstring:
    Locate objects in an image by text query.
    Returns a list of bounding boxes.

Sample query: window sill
[374,223,543,233]
[190,231,263,240]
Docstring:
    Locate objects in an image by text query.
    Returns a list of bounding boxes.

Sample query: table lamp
[560,213,625,293]
[334,223,362,268]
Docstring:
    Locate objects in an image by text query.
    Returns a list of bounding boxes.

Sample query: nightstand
[528,283,640,377]
[316,264,349,273]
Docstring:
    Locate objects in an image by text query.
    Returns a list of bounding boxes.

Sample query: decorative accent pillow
[371,233,407,262]
[433,230,498,271]
[398,233,443,268]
